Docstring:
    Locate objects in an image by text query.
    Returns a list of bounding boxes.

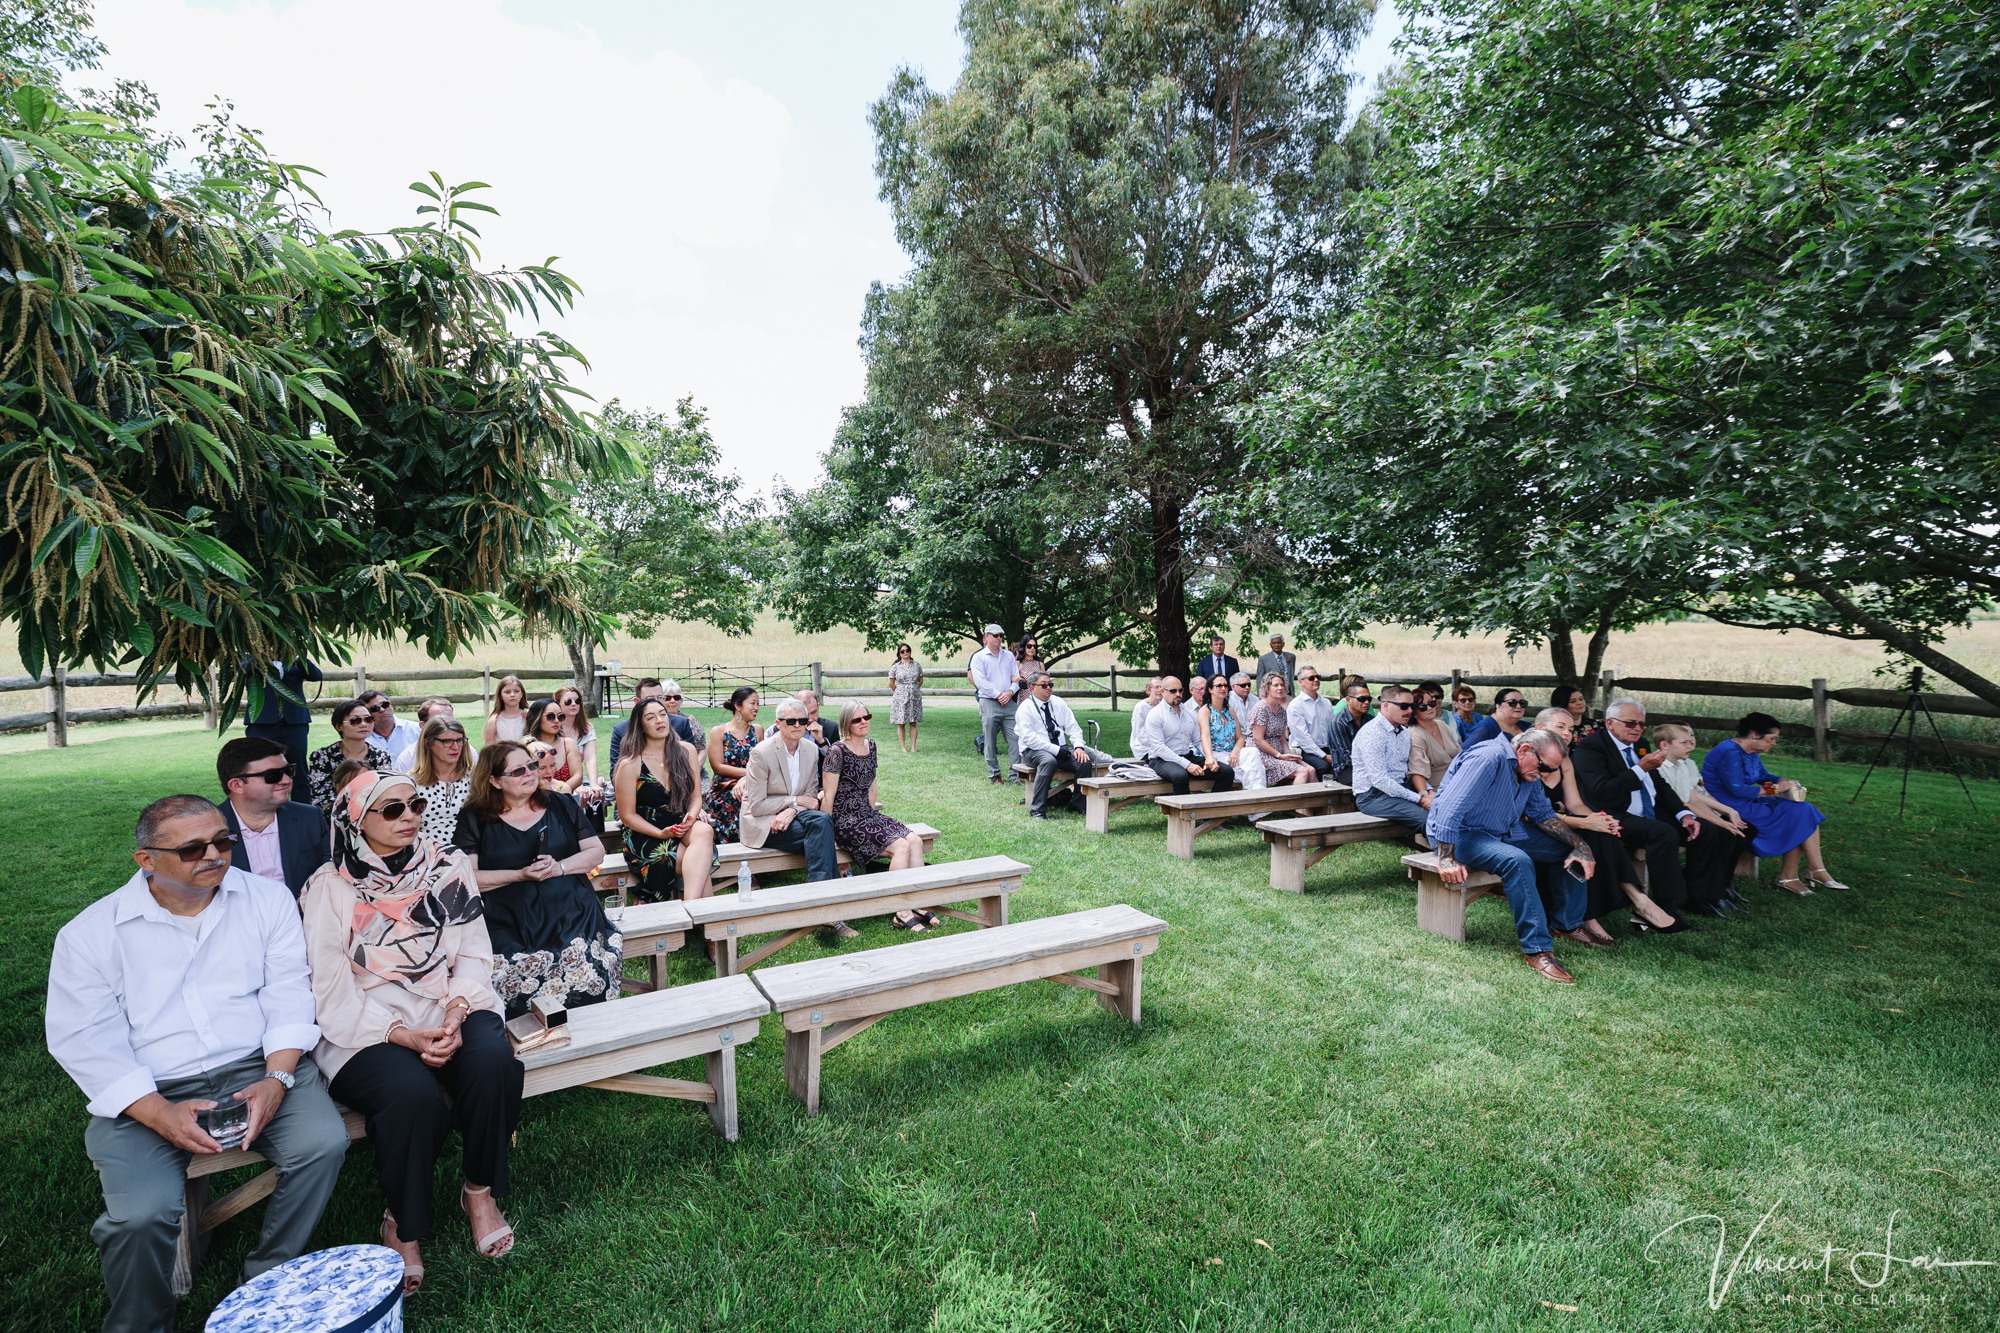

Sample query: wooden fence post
[481,667,491,714]
[1597,667,1616,713]
[45,664,66,748]
[1450,667,1463,700]
[203,664,219,731]
[1812,678,1830,762]
[1108,665,1118,711]
[810,661,823,700]
[353,664,367,699]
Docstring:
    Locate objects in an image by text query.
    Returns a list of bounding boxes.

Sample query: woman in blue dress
[1701,712,1849,895]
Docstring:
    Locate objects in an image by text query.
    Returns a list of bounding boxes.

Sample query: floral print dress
[702,726,756,842]
[307,741,391,813]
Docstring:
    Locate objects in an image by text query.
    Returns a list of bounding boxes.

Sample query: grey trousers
[979,698,1019,779]
[1024,745,1113,814]
[85,1053,349,1333]
[1354,785,1429,836]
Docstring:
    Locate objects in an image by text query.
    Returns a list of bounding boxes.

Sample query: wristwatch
[262,1069,297,1092]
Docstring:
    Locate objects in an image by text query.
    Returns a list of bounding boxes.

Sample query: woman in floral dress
[702,686,761,842]
[889,644,924,752]
[820,702,932,928]
[615,695,716,902]
[1248,670,1318,817]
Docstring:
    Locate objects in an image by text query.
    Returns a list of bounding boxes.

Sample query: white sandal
[1774,877,1814,896]
[1808,869,1851,890]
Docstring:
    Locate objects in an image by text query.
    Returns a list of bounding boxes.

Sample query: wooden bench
[751,903,1167,1113]
[691,855,1026,976]
[1076,773,1216,833]
[175,975,767,1291]
[1401,851,1506,941]
[1011,760,1110,804]
[594,823,942,906]
[1261,811,1414,892]
[1154,782,1356,858]
[604,899,692,991]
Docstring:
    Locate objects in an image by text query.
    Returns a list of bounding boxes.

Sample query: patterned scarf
[328,771,484,1001]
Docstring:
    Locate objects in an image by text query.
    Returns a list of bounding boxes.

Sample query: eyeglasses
[1607,715,1644,728]
[1533,759,1563,775]
[235,767,291,785]
[1165,688,1183,697]
[143,833,240,862]
[1416,700,1439,711]
[855,713,874,721]
[434,737,466,747]
[1033,681,1053,689]
[496,764,537,779]
[341,713,373,726]
[366,797,429,820]
[1300,675,1320,683]
[1383,699,1415,711]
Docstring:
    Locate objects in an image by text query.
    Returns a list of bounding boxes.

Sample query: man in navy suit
[217,737,330,899]
[1193,636,1239,687]
[243,658,321,784]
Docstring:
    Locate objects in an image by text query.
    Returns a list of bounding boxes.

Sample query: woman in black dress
[614,696,716,902]
[819,702,930,929]
[452,740,620,1017]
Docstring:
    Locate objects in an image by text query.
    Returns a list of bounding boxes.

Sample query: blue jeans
[1451,826,1585,955]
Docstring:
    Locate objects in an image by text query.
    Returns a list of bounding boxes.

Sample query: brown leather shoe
[1522,951,1575,984]
[1554,927,1609,949]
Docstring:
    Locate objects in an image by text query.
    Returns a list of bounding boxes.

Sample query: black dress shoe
[1632,915,1698,935]
[1688,901,1732,919]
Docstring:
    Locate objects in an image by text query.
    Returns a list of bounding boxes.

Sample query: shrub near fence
[6,660,1998,767]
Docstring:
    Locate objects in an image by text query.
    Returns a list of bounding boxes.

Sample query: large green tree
[860,0,1376,679]
[0,27,620,719]
[1245,0,2000,700]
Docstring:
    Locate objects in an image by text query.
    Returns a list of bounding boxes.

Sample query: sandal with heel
[1808,869,1851,890]
[460,1184,514,1259]
[1774,877,1814,895]
[381,1210,423,1294]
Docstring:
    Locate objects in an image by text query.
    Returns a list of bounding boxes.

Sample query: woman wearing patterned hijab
[300,771,522,1294]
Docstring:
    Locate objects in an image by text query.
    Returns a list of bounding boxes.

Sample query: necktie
[1041,702,1060,744]
[1622,744,1655,818]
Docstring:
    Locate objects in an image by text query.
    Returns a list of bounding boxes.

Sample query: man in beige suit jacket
[737,698,841,883]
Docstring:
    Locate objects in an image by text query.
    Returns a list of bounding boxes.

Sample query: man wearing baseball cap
[967,624,1020,783]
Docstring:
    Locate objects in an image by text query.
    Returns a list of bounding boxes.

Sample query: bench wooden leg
[1270,842,1307,893]
[784,1025,824,1114]
[709,935,738,977]
[978,893,1008,927]
[1085,790,1111,833]
[705,1046,739,1141]
[1415,872,1471,941]
[172,1175,210,1296]
[1096,952,1143,1024]
[1166,814,1196,859]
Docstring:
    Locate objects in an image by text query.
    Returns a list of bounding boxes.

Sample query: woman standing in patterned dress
[703,686,761,842]
[820,702,931,929]
[889,644,924,752]
[1248,671,1318,817]
[615,695,716,901]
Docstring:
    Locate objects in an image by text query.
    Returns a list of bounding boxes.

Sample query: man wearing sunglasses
[1138,676,1237,796]
[1424,730,1597,985]
[217,737,331,900]
[1459,689,1529,748]
[358,689,422,766]
[1348,686,1434,839]
[1015,674,1114,818]
[1570,697,1710,920]
[1285,668,1339,780]
[47,795,350,1329]
[1325,678,1375,786]
[739,699,841,886]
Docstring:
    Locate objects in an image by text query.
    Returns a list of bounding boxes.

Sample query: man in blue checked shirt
[1426,728,1598,985]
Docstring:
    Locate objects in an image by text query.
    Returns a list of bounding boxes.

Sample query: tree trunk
[1805,582,2000,712]
[1547,621,1580,687]
[1581,606,1617,685]
[565,636,598,715]
[1151,486,1190,683]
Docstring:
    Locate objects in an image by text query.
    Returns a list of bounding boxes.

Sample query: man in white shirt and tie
[1571,696,1702,916]
[1138,676,1237,796]
[1348,686,1433,837]
[1015,674,1114,817]
[47,795,350,1333]
[968,624,1021,783]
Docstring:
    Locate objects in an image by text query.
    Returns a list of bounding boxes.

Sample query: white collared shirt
[1140,700,1200,762]
[785,741,803,800]
[1228,691,1254,735]
[1017,693,1084,758]
[367,718,423,765]
[1618,740,1661,817]
[46,867,320,1118]
[969,648,1018,700]
[1287,694,1337,758]
[1351,713,1420,804]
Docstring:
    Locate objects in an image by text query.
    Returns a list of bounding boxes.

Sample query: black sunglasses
[1300,675,1321,683]
[366,797,429,820]
[365,702,392,714]
[1350,694,1373,704]
[1499,696,1526,707]
[1383,698,1415,710]
[855,713,874,721]
[144,833,240,862]
[235,766,291,785]
[496,764,537,779]
[779,717,808,727]
[1534,760,1563,775]
[662,695,683,701]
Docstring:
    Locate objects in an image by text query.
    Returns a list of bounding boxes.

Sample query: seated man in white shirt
[1349,686,1433,839]
[47,795,349,1333]
[358,689,422,767]
[1015,674,1114,817]
[1138,676,1237,797]
[1227,672,1256,737]
[1285,667,1338,780]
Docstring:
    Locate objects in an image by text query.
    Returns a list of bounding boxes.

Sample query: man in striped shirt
[1425,728,1597,984]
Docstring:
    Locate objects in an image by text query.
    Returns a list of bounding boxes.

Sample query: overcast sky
[87,0,1401,494]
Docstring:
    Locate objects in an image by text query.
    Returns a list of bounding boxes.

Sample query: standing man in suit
[969,624,1021,784]
[1255,635,1297,696]
[738,698,840,885]
[1570,697,1702,917]
[244,658,321,784]
[1194,636,1239,686]
[217,737,330,899]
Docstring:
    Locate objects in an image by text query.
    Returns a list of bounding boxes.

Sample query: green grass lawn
[3,710,1996,1331]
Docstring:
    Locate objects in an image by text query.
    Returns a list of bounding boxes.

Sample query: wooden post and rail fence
[3,660,1996,762]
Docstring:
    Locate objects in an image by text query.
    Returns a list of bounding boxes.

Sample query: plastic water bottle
[737,860,752,901]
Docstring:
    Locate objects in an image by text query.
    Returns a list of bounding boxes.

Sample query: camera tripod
[1850,668,1978,815]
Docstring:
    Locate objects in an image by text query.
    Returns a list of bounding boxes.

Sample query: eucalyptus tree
[864,0,1377,679]
[1246,0,2000,701]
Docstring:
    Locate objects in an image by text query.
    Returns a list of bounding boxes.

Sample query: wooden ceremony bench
[1261,811,1414,892]
[1401,850,1506,941]
[1011,760,1110,804]
[1076,773,1215,833]
[594,823,942,907]
[1154,782,1356,859]
[174,975,768,1292]
[604,899,692,992]
[750,903,1167,1113]
[691,855,1027,976]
